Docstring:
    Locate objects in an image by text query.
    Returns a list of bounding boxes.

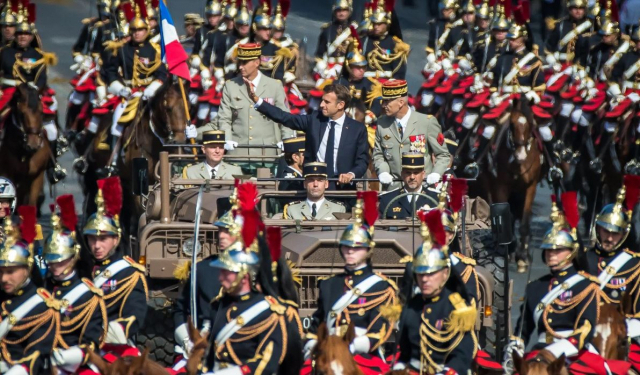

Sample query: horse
[87,347,170,375]
[477,96,543,272]
[309,322,363,375]
[592,293,632,361]
[512,351,569,375]
[0,83,50,207]
[185,318,209,375]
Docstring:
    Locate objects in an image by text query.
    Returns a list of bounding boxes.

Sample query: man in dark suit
[379,153,439,219]
[244,81,369,190]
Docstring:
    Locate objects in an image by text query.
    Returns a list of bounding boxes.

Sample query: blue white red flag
[159,0,190,81]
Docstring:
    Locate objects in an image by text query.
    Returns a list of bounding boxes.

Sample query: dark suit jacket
[256,101,370,179]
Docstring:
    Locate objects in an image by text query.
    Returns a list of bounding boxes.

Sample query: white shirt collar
[330,113,346,127]
[251,71,262,90]
[205,161,220,175]
[307,198,325,209]
[396,108,412,128]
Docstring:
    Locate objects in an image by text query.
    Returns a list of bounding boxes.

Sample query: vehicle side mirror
[490,203,513,246]
[132,157,149,196]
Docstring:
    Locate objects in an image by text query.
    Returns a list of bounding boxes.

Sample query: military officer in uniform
[335,40,382,120]
[212,2,252,80]
[180,13,204,56]
[102,7,168,175]
[284,162,346,220]
[0,177,16,221]
[545,0,594,68]
[252,8,294,82]
[182,130,242,180]
[425,0,460,60]
[0,206,58,375]
[393,209,477,374]
[303,192,398,370]
[44,195,107,374]
[314,0,357,78]
[204,197,289,374]
[379,153,439,219]
[0,3,17,46]
[277,136,305,192]
[83,176,148,353]
[373,80,450,191]
[200,43,293,163]
[505,192,600,373]
[192,0,222,59]
[472,4,510,73]
[72,0,116,60]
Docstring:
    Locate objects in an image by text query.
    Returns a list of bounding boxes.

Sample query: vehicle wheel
[137,296,175,366]
[470,230,508,359]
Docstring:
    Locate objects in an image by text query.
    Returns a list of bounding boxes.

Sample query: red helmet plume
[266,226,281,262]
[98,177,123,218]
[560,191,579,230]
[57,194,78,231]
[422,209,446,246]
[280,0,290,17]
[448,178,468,214]
[362,191,378,227]
[17,206,36,245]
[624,175,640,212]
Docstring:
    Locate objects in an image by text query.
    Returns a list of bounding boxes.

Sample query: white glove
[426,52,436,64]
[119,87,132,98]
[105,321,128,344]
[378,172,393,184]
[629,92,640,103]
[81,56,93,71]
[186,125,198,139]
[5,365,27,375]
[143,80,163,100]
[276,141,284,151]
[283,71,296,84]
[190,55,202,69]
[426,172,441,185]
[224,140,238,151]
[348,336,371,355]
[314,59,327,74]
[43,120,58,142]
[214,68,225,81]
[504,337,525,361]
[73,54,85,64]
[51,346,85,372]
[458,58,472,73]
[303,339,317,360]
[202,78,213,91]
[525,90,541,104]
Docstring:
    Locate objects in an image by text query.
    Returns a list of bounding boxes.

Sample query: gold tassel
[447,293,477,332]
[103,40,127,56]
[36,49,58,66]
[367,124,376,150]
[545,17,557,31]
[286,259,302,286]
[365,78,382,106]
[35,224,43,241]
[392,36,411,54]
[399,255,414,264]
[173,260,192,282]
[317,78,334,91]
[276,47,293,60]
[379,302,403,322]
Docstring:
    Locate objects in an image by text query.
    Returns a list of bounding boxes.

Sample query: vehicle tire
[470,229,508,360]
[137,296,175,366]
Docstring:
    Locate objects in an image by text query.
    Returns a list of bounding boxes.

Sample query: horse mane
[313,322,363,375]
[150,75,176,108]
[14,84,41,112]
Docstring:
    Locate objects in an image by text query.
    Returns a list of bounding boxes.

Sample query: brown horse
[0,84,50,206]
[593,293,632,361]
[311,322,363,375]
[513,351,568,375]
[87,347,170,375]
[478,97,543,272]
[185,318,208,375]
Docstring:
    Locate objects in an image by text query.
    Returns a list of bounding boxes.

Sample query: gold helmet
[540,192,580,268]
[594,175,639,250]
[271,0,290,31]
[436,177,468,243]
[0,1,18,26]
[83,176,122,239]
[333,0,352,12]
[476,0,492,20]
[15,2,35,34]
[234,0,251,26]
[339,191,378,250]
[145,0,158,20]
[222,0,238,19]
[462,0,475,14]
[205,0,223,16]
[507,22,527,39]
[43,195,80,268]
[370,0,392,24]
[214,181,239,229]
[128,0,149,30]
[492,5,510,31]
[598,1,619,36]
[345,39,367,69]
[252,0,272,31]
[413,209,450,275]
[0,206,37,271]
[567,0,587,8]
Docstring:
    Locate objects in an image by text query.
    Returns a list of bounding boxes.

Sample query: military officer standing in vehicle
[182,130,242,180]
[378,153,439,219]
[504,192,600,374]
[393,209,477,374]
[373,80,450,191]
[302,191,398,372]
[44,195,107,374]
[277,136,305,192]
[0,206,58,375]
[284,162,345,220]
[83,176,148,353]
[198,42,293,162]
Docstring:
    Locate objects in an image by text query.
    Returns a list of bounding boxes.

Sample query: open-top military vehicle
[131,150,512,365]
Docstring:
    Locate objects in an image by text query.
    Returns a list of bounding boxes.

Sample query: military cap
[303,162,327,178]
[283,136,305,154]
[237,42,262,60]
[381,79,408,99]
[402,152,425,170]
[202,130,225,144]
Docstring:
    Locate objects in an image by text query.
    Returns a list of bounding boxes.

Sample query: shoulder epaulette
[453,252,476,266]
[276,46,294,59]
[35,49,58,66]
[375,272,399,291]
[577,270,600,284]
[546,17,559,31]
[321,22,330,29]
[124,256,147,273]
[399,255,413,264]
[265,295,286,315]
[318,275,332,282]
[37,288,62,310]
[624,248,640,257]
[82,278,104,297]
[328,199,345,207]
[448,292,476,332]
[103,39,127,56]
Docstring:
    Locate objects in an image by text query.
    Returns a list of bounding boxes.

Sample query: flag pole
[178,77,199,158]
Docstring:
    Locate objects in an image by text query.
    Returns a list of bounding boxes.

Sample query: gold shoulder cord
[58,294,108,349]
[132,49,162,87]
[598,259,640,306]
[542,282,601,343]
[12,53,46,84]
[103,271,149,318]
[366,38,410,76]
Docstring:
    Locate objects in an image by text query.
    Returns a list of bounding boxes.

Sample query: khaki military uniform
[182,161,242,180]
[284,199,345,220]
[372,110,451,190]
[197,74,294,155]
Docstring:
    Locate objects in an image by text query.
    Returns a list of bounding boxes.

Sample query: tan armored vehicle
[132,151,511,364]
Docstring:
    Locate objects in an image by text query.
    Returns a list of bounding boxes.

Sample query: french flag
[159,0,190,81]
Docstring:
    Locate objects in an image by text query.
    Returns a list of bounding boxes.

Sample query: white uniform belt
[60,282,91,315]
[502,85,531,93]
[364,70,392,78]
[93,259,130,288]
[538,330,573,344]
[1,78,17,86]
[327,57,345,64]
[410,359,421,370]
[123,77,153,86]
[623,81,640,90]
[556,53,569,61]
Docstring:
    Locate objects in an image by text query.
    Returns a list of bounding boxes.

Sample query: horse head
[186,317,209,375]
[12,83,44,152]
[513,350,569,375]
[149,76,189,145]
[593,295,629,360]
[509,97,535,164]
[311,321,363,375]
[88,347,169,375]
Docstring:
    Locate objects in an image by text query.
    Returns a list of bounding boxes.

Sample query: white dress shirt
[317,113,345,174]
[307,198,325,216]
[205,161,220,178]
[405,186,423,203]
[395,108,412,135]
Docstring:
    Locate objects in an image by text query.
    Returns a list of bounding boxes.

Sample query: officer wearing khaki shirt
[284,162,345,220]
[372,79,450,191]
[197,42,294,156]
[183,130,242,179]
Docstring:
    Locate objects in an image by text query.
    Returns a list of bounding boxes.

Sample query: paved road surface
[36,0,553,331]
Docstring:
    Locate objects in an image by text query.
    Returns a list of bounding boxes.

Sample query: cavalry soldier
[143,0,160,43]
[182,130,242,180]
[0,2,17,46]
[83,176,148,357]
[585,176,640,358]
[450,0,478,60]
[180,13,204,56]
[545,0,594,69]
[71,0,116,61]
[378,153,438,219]
[373,80,450,191]
[393,209,477,374]
[212,1,252,81]
[44,195,108,374]
[252,4,294,82]
[303,191,398,372]
[314,0,358,81]
[204,186,290,374]
[361,0,409,80]
[425,0,461,60]
[102,4,167,175]
[578,7,622,81]
[0,177,16,222]
[277,135,305,191]
[191,0,222,64]
[283,162,346,220]
[472,4,510,73]
[0,206,58,375]
[505,192,600,373]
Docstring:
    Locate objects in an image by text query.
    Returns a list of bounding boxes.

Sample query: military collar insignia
[62,280,72,287]
[383,135,391,140]
[430,296,440,303]
[240,294,250,301]
[354,270,363,276]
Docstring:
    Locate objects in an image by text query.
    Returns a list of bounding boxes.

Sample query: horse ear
[317,322,328,342]
[512,351,525,374]
[87,349,111,374]
[344,321,357,344]
[547,354,566,374]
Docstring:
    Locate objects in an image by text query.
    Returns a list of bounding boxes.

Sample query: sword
[190,182,206,328]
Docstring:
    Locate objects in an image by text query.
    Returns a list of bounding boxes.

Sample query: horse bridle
[10,110,44,150]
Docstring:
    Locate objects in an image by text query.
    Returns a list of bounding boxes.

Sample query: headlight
[182,237,202,257]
